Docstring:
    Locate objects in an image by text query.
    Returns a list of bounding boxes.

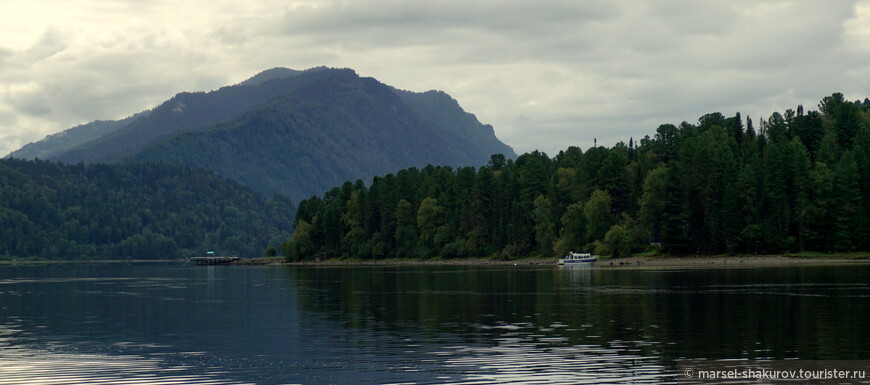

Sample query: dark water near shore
[0,264,868,384]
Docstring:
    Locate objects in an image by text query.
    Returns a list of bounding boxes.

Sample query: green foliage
[281,240,298,262]
[292,219,315,257]
[0,159,293,260]
[599,215,647,258]
[584,190,613,243]
[532,195,556,256]
[393,199,417,258]
[290,93,870,259]
[638,166,668,242]
[416,197,446,258]
[834,151,862,250]
[554,202,585,257]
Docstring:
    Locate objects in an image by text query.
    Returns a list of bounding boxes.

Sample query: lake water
[0,263,868,384]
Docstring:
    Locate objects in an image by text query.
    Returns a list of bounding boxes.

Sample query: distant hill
[8,67,515,201]
[44,67,346,164]
[239,67,301,86]
[8,112,148,160]
[0,158,293,260]
[394,88,511,162]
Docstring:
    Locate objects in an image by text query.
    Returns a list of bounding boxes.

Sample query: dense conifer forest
[0,159,293,260]
[286,93,870,260]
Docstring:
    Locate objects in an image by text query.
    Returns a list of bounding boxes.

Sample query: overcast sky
[3,1,870,157]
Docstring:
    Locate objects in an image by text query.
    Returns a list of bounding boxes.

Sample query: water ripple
[435,342,678,384]
[0,348,253,385]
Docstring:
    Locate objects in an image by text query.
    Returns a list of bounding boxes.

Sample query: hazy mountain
[7,112,147,160]
[47,67,343,164]
[7,67,515,201]
[239,67,302,86]
[130,70,516,199]
[394,88,511,162]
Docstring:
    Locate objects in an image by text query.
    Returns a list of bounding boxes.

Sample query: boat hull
[557,258,598,265]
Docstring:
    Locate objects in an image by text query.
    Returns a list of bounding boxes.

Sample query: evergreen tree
[394,199,418,258]
[804,162,837,251]
[416,197,446,258]
[659,164,690,254]
[341,190,367,258]
[584,190,613,244]
[292,219,314,257]
[788,138,813,250]
[532,195,556,255]
[638,166,668,243]
[833,151,862,250]
[554,202,586,256]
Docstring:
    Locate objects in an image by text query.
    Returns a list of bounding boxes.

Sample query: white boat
[558,252,598,265]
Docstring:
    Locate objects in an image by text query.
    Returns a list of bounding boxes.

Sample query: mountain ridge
[129,70,500,198]
[7,67,516,202]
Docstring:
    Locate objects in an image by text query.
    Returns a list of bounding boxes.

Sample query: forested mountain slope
[129,70,515,199]
[0,158,293,260]
[8,113,147,161]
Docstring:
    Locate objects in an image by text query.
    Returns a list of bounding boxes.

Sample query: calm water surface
[0,263,868,384]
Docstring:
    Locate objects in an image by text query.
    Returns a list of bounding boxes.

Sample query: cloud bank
[3,0,870,156]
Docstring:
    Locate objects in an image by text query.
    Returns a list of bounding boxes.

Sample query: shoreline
[272,253,870,267]
[2,254,868,267]
[595,254,870,268]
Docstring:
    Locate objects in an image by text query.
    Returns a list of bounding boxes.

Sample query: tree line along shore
[284,93,870,262]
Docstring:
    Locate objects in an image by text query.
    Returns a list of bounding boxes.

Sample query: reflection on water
[559,264,592,287]
[0,263,868,384]
[436,336,673,384]
[0,346,251,385]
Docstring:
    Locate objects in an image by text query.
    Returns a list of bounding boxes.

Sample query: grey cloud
[17,28,68,67]
[210,26,249,46]
[0,47,11,66]
[280,1,619,33]
[272,0,619,58]
[646,1,740,36]
[8,89,51,117]
[3,0,870,157]
[0,23,231,156]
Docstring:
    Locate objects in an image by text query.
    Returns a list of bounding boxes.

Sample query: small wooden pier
[188,256,241,265]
